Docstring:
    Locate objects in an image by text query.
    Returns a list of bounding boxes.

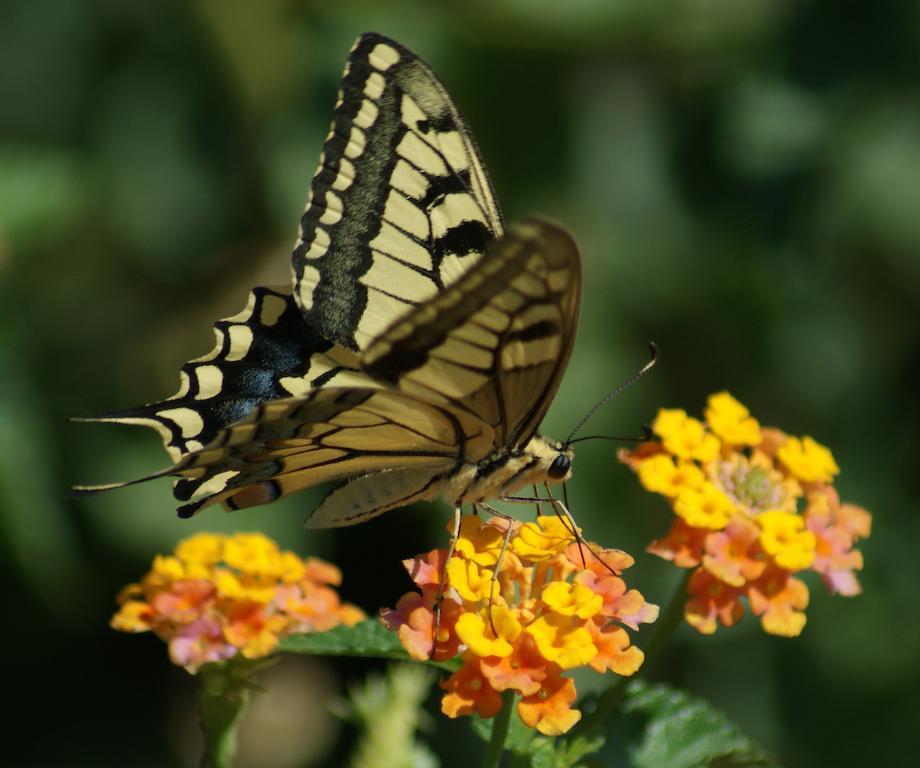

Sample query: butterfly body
[451,435,573,505]
[76,34,583,529]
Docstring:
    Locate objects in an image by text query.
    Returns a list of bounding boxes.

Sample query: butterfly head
[547,446,574,481]
[528,436,574,485]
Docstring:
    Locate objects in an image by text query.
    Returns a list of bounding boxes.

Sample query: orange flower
[479,635,548,696]
[441,660,504,719]
[622,392,871,637]
[585,620,645,676]
[805,491,867,596]
[112,532,365,672]
[647,519,707,567]
[383,515,655,735]
[149,579,216,623]
[380,590,462,663]
[747,568,809,637]
[223,602,288,659]
[517,670,581,736]
[702,517,765,587]
[685,569,744,635]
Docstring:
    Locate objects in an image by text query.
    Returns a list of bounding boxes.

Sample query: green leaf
[624,681,780,768]
[279,619,458,670]
[531,733,605,768]
[470,710,605,767]
[471,707,537,754]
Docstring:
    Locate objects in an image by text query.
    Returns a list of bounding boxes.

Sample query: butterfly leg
[531,484,544,518]
[550,482,588,568]
[500,493,579,535]
[500,493,618,576]
[478,502,516,636]
[431,504,464,660]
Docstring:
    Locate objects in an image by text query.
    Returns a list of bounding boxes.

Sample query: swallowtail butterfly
[76,33,583,528]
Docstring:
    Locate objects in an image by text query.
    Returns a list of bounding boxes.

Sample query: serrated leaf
[624,681,780,768]
[279,620,458,670]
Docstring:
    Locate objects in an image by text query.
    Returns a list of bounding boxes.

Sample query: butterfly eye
[548,454,571,480]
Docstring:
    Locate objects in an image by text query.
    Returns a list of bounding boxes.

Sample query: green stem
[573,569,691,736]
[198,660,260,768]
[636,568,692,673]
[481,690,516,768]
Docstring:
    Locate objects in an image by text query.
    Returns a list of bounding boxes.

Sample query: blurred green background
[2,0,918,765]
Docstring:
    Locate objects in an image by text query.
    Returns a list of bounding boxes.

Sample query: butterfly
[75,32,586,530]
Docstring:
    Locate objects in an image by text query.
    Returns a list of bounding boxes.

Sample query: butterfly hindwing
[158,387,495,518]
[306,467,452,528]
[292,32,504,353]
[362,219,581,448]
[73,288,371,489]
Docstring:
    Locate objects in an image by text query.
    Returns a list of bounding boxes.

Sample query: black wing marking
[75,287,370,471]
[362,219,581,448]
[292,32,504,352]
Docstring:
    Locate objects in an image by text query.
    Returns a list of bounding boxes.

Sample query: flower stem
[198,658,268,768]
[637,568,692,673]
[481,690,516,768]
[572,569,691,736]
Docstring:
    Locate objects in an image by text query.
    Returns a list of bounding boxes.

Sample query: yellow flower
[385,516,654,735]
[757,510,816,570]
[512,516,575,561]
[214,569,281,604]
[655,410,720,462]
[526,615,597,669]
[705,392,761,446]
[151,555,186,581]
[223,533,284,577]
[637,454,706,497]
[777,436,839,483]
[454,516,506,566]
[279,552,307,583]
[112,532,364,672]
[447,557,495,602]
[652,408,689,439]
[623,391,871,638]
[541,581,603,619]
[455,607,520,658]
[175,532,224,566]
[674,483,735,530]
[110,600,152,632]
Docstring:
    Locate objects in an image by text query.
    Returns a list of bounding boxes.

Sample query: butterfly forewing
[362,219,581,448]
[292,32,504,353]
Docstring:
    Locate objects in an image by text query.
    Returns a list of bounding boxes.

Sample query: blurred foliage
[1,0,918,765]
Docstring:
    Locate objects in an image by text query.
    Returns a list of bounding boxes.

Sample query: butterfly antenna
[568,424,653,446]
[565,342,659,445]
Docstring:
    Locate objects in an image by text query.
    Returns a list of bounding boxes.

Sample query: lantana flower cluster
[112,532,364,671]
[621,392,871,637]
[381,515,658,736]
